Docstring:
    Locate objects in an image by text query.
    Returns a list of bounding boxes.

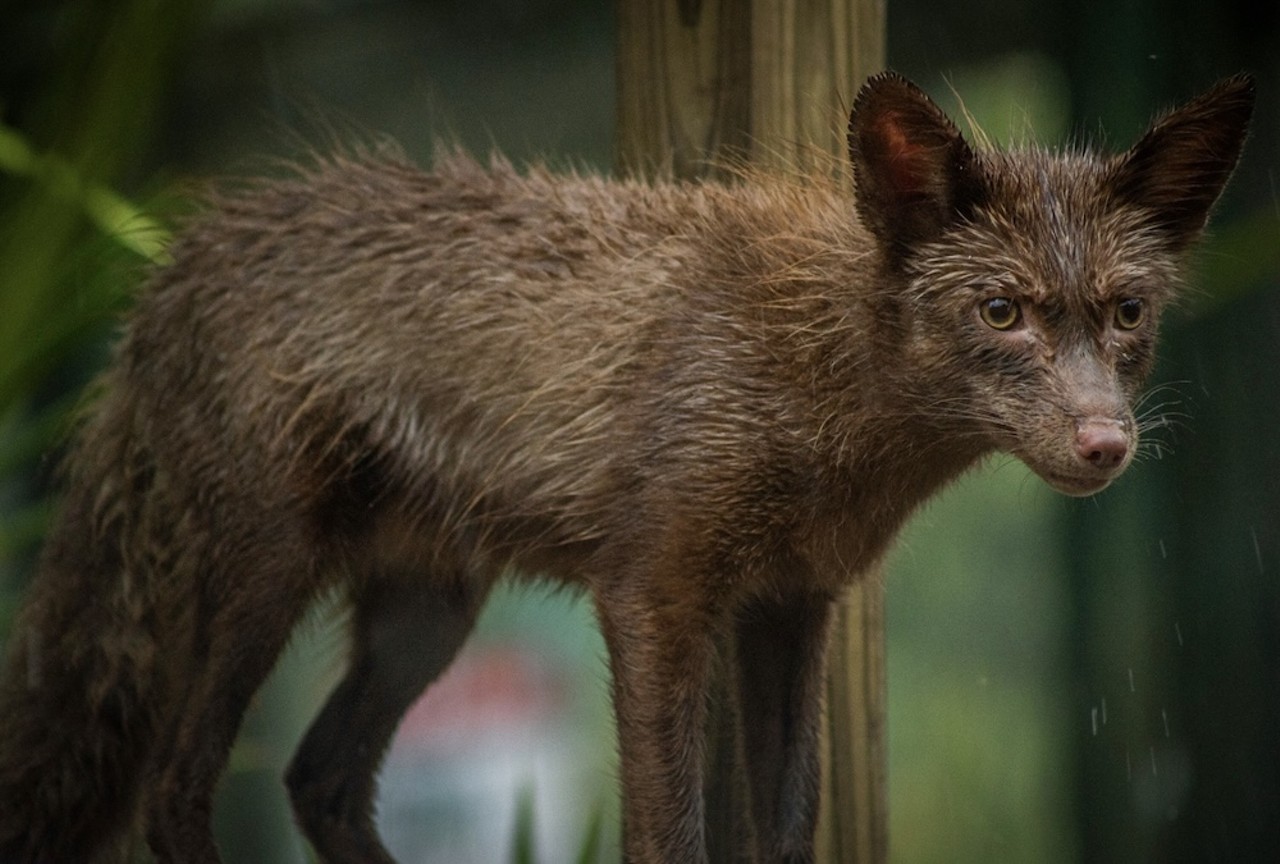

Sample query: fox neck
[826,366,992,518]
[768,264,997,571]
[795,391,992,585]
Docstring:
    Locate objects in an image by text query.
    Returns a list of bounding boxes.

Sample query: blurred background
[0,1,1276,862]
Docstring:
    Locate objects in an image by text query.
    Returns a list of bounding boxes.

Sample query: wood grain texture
[618,0,885,177]
[817,583,889,864]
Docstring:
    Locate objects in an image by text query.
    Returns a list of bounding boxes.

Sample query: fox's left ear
[1109,74,1255,249]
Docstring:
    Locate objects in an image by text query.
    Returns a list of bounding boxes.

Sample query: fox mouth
[1039,469,1117,497]
[1015,423,1134,498]
[1016,450,1126,497]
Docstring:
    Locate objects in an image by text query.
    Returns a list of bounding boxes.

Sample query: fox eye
[1114,298,1145,330]
[979,297,1021,330]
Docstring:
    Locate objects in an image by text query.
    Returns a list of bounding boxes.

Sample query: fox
[0,71,1254,863]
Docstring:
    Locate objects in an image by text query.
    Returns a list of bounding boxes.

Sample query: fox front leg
[594,578,720,863]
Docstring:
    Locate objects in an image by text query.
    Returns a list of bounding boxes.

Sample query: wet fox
[0,71,1253,863]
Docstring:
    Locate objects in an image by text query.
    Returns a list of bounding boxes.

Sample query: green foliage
[511,788,537,864]
[0,0,202,611]
[1182,211,1280,319]
[508,788,606,864]
[0,122,167,594]
[0,121,170,263]
[574,804,605,864]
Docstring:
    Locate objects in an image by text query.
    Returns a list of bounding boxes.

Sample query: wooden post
[615,1,887,861]
[617,0,884,179]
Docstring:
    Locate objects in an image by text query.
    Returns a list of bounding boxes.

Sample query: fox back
[0,72,1253,864]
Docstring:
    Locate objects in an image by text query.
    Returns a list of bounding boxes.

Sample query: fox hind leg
[287,571,488,864]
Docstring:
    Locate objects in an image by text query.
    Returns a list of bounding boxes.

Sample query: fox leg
[732,592,835,864]
[594,575,720,864]
[287,571,488,864]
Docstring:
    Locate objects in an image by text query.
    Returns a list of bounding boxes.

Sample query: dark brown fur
[0,72,1253,863]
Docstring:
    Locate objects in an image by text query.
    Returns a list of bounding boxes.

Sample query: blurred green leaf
[0,0,202,594]
[0,121,170,263]
[0,500,54,570]
[1185,210,1280,318]
[0,396,78,480]
[511,786,537,864]
[574,802,605,864]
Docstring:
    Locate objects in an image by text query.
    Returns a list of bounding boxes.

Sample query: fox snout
[1021,407,1135,497]
[1074,417,1130,471]
[1001,350,1138,497]
[1026,420,1132,496]
[1034,345,1139,495]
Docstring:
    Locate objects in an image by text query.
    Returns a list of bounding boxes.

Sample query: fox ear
[1109,74,1255,249]
[848,71,987,260]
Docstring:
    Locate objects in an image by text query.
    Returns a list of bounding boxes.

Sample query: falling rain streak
[1090,698,1109,735]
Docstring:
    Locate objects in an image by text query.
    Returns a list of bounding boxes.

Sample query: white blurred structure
[377,643,611,863]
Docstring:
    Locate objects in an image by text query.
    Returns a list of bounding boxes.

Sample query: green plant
[508,786,607,864]
[0,0,202,621]
[0,122,169,614]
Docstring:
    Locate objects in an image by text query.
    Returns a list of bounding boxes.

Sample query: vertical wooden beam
[617,0,884,179]
[616,0,749,179]
[817,582,889,863]
[615,2,887,861]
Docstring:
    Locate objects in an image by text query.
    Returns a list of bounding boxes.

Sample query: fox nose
[1075,420,1129,470]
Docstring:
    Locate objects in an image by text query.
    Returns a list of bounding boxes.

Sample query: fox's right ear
[848,72,988,262]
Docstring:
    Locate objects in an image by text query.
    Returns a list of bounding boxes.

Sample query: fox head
[847,72,1254,495]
